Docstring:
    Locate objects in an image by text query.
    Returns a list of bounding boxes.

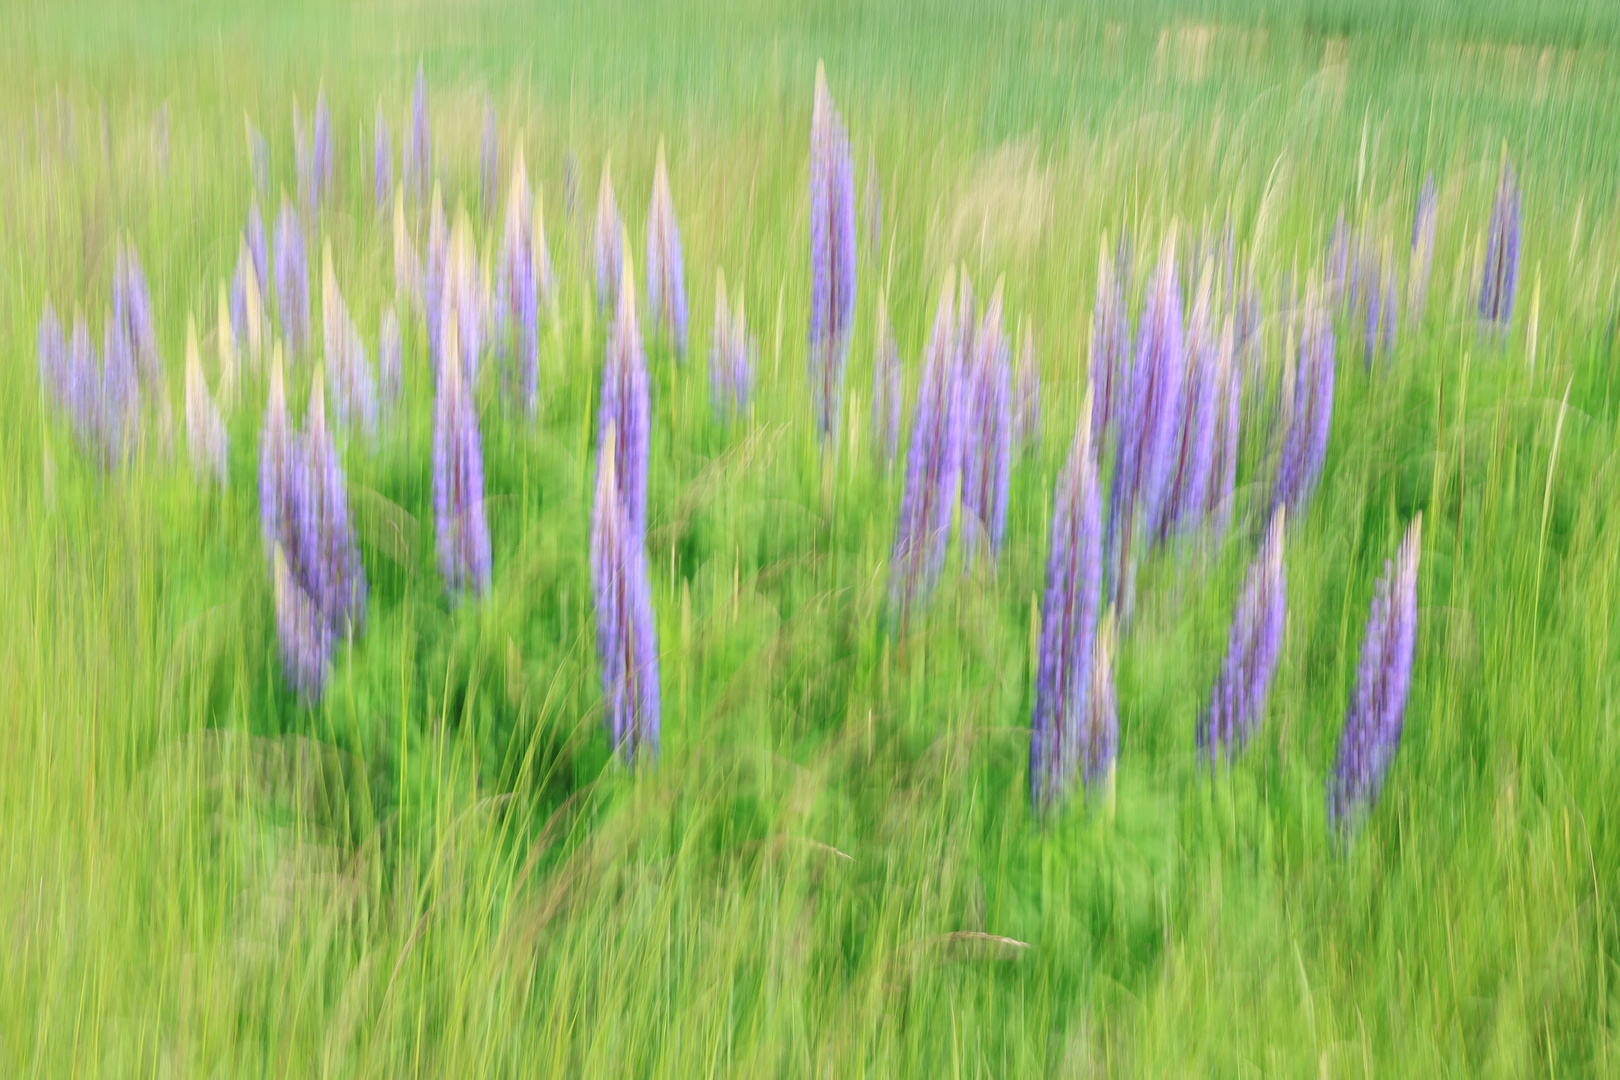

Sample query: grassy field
[3,0,1619,1075]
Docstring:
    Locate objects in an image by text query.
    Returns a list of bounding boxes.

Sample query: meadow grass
[2,0,1619,1075]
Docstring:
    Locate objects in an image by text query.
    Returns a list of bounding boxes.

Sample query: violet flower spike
[960,283,1012,567]
[598,250,651,540]
[1271,292,1336,517]
[304,365,368,631]
[1030,387,1104,817]
[808,62,857,444]
[1198,511,1287,764]
[590,426,662,765]
[1159,262,1220,541]
[646,144,689,359]
[313,88,334,206]
[273,199,311,357]
[594,164,623,313]
[432,316,493,598]
[1478,157,1522,330]
[1409,173,1436,319]
[408,63,431,208]
[499,149,540,416]
[889,275,963,625]
[1329,515,1422,834]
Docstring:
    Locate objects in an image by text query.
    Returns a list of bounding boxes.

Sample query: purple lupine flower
[1271,293,1336,517]
[246,198,269,300]
[274,199,311,356]
[1205,319,1242,541]
[113,239,166,401]
[184,317,228,487]
[1409,173,1437,319]
[889,277,964,624]
[380,306,402,407]
[481,98,499,220]
[1198,511,1287,764]
[313,89,334,206]
[872,293,901,465]
[259,350,309,567]
[960,284,1012,567]
[408,63,431,208]
[248,119,270,195]
[1107,233,1184,611]
[425,188,448,369]
[646,145,689,359]
[1012,320,1040,458]
[304,368,368,630]
[1478,159,1521,330]
[594,164,623,312]
[272,544,331,703]
[1329,515,1422,834]
[374,109,392,215]
[1089,238,1132,450]
[598,253,651,539]
[1159,267,1221,541]
[590,426,662,765]
[1030,394,1104,815]
[808,63,857,444]
[497,149,540,416]
[432,315,492,598]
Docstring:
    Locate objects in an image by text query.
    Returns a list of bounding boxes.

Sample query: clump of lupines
[1012,320,1040,458]
[871,291,902,466]
[1088,237,1132,452]
[708,272,754,421]
[808,63,857,444]
[379,306,402,408]
[1197,511,1287,764]
[1158,263,1221,542]
[889,275,963,625]
[302,367,368,632]
[273,199,311,356]
[598,252,651,539]
[1107,233,1184,613]
[1030,390,1106,816]
[432,315,492,598]
[480,98,499,220]
[320,244,379,436]
[1409,173,1437,319]
[407,63,431,209]
[960,282,1012,567]
[497,149,541,416]
[646,144,689,358]
[1478,157,1522,330]
[184,317,228,487]
[373,109,392,216]
[594,164,624,312]
[1329,515,1422,834]
[1271,291,1336,517]
[590,427,662,765]
[1204,319,1242,540]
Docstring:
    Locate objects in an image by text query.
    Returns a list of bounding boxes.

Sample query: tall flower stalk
[960,283,1012,568]
[1198,511,1287,764]
[432,314,492,599]
[1329,515,1422,834]
[646,143,689,358]
[594,163,624,313]
[598,250,650,541]
[1271,291,1336,517]
[591,427,662,765]
[808,62,856,445]
[1478,157,1522,331]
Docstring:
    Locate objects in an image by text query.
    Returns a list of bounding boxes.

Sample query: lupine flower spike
[1271,289,1336,517]
[184,316,228,487]
[591,425,662,766]
[872,289,902,466]
[273,199,311,357]
[432,314,492,598]
[1031,386,1105,817]
[808,62,857,445]
[498,149,540,416]
[408,63,430,209]
[1159,261,1220,542]
[1107,231,1183,617]
[1478,156,1522,331]
[303,365,367,632]
[599,247,651,539]
[709,271,753,421]
[960,281,1012,568]
[313,88,334,207]
[646,143,689,358]
[1198,510,1287,764]
[594,163,623,312]
[1329,515,1422,835]
[889,274,963,625]
[1409,173,1436,319]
